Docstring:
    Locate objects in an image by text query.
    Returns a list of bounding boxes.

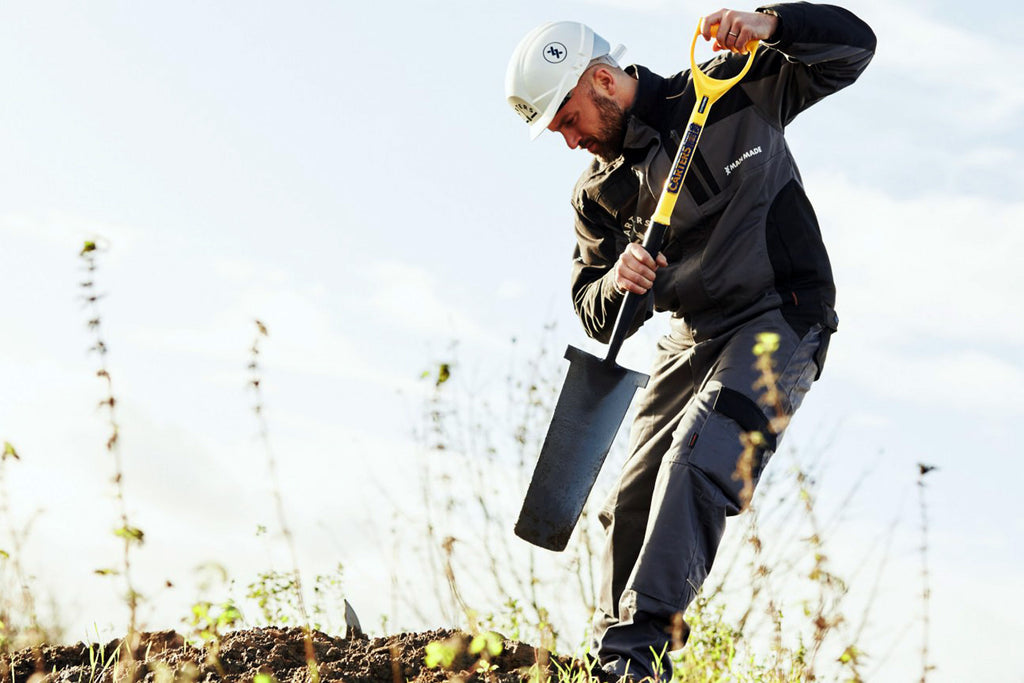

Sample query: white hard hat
[505,21,626,140]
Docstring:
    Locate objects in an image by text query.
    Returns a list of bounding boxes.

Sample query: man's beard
[583,84,627,163]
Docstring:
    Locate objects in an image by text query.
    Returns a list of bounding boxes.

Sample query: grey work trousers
[592,308,824,681]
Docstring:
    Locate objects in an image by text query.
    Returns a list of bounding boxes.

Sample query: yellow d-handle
[648,24,758,225]
[691,22,760,112]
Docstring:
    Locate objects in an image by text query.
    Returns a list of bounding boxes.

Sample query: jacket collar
[625,64,668,125]
[621,64,671,153]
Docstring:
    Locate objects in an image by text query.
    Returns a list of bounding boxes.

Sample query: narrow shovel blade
[515,345,649,551]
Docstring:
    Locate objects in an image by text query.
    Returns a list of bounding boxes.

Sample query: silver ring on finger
[728,31,739,37]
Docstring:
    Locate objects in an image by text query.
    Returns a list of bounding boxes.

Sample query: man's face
[547,76,627,163]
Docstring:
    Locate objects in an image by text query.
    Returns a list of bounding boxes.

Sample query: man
[505,4,875,680]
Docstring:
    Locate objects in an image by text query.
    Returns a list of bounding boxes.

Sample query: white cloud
[817,174,1024,343]
[843,343,1023,417]
[813,174,1024,415]
[366,260,508,348]
[862,1,1024,129]
[961,146,1017,169]
[495,279,527,300]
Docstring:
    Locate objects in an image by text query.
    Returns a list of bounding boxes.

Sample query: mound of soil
[5,627,599,683]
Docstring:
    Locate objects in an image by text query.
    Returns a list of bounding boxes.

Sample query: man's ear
[592,66,616,96]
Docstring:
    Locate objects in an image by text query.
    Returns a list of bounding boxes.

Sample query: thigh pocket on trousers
[671,383,775,514]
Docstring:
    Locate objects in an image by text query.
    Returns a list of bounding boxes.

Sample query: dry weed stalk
[740,507,786,675]
[440,535,476,632]
[731,331,794,660]
[794,468,853,678]
[735,331,788,510]
[247,320,319,682]
[0,445,39,634]
[79,240,143,678]
[917,463,936,682]
[0,442,47,682]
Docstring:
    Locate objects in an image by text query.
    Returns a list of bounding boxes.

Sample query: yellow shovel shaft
[650,24,759,226]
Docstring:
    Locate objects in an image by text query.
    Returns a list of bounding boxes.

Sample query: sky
[1,0,1022,681]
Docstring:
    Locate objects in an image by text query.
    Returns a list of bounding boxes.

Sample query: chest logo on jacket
[724,146,763,176]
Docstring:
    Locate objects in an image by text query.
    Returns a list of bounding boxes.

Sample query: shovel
[515,24,761,551]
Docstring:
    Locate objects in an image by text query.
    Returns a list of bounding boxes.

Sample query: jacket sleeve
[747,2,877,127]
[570,187,653,344]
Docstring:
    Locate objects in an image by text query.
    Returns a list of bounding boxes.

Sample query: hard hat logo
[543,42,567,63]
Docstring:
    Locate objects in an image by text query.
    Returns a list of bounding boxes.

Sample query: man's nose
[562,130,581,149]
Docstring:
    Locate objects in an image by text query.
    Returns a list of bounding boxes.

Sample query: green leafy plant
[424,630,504,680]
[247,570,301,626]
[424,637,460,669]
[188,600,242,644]
[185,600,242,679]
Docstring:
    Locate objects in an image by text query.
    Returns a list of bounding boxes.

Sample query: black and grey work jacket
[570,2,877,346]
